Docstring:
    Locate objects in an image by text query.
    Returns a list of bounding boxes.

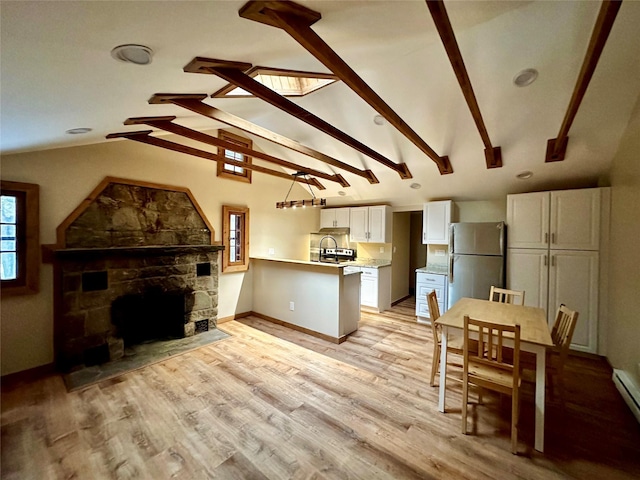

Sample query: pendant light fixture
[276,172,326,209]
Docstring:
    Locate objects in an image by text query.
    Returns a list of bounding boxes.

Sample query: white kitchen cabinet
[320,208,350,229]
[550,189,601,251]
[349,205,391,243]
[360,266,391,312]
[422,200,452,244]
[506,188,605,354]
[415,271,447,322]
[507,189,600,250]
[548,250,599,353]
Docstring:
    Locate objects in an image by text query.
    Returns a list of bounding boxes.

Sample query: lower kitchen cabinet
[415,271,447,322]
[508,248,599,353]
[360,266,391,312]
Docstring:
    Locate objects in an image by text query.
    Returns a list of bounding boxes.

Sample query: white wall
[0,134,320,375]
[607,95,640,388]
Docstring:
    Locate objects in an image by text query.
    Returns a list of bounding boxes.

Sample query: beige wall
[0,135,320,375]
[608,95,640,387]
[391,212,411,303]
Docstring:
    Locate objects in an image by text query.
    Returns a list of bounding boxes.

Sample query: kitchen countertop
[416,265,449,276]
[344,259,392,268]
[250,256,391,269]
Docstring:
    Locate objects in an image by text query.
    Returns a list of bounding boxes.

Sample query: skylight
[212,67,339,98]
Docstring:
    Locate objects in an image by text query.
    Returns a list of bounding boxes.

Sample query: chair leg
[547,370,555,403]
[511,389,519,454]
[430,343,440,387]
[462,376,469,434]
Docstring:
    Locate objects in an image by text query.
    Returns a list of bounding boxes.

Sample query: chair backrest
[427,290,441,343]
[463,315,521,389]
[489,286,525,306]
[550,304,579,368]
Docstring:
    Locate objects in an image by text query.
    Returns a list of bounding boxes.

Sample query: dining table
[435,297,553,452]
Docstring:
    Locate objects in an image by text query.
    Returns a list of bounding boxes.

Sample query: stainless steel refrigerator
[447,222,506,309]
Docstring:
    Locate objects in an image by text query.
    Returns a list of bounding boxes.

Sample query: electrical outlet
[268,248,275,255]
[289,301,295,311]
[379,247,384,253]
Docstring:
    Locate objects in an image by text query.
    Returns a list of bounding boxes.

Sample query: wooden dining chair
[428,290,466,387]
[522,304,579,406]
[462,315,521,454]
[489,286,525,306]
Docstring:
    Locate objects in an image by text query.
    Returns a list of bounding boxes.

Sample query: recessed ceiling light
[65,127,92,135]
[373,115,385,126]
[516,170,533,180]
[513,68,538,87]
[410,183,422,189]
[111,44,154,65]
[338,191,347,196]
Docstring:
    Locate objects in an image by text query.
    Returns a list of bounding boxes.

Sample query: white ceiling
[2,1,640,206]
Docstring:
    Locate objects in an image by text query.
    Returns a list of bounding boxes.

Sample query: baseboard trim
[1,362,56,387]
[249,311,345,344]
[217,311,252,324]
[612,369,640,424]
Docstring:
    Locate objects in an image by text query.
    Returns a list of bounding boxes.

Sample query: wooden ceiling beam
[546,0,622,162]
[238,0,453,175]
[183,58,412,180]
[124,116,350,187]
[106,130,326,190]
[427,0,502,169]
[148,94,379,184]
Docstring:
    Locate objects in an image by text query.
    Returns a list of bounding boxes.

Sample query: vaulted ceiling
[2,1,640,206]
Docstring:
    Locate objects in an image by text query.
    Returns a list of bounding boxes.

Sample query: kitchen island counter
[250,257,361,343]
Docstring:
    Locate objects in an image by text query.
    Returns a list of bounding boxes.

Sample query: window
[222,205,249,273]
[1,180,39,295]
[212,66,339,98]
[217,131,252,183]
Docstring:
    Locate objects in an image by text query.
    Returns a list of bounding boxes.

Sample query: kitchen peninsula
[250,257,362,343]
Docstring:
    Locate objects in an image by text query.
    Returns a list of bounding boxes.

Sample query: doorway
[391,210,426,302]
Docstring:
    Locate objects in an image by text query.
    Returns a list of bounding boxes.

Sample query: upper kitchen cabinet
[350,206,391,243]
[320,208,350,229]
[507,189,601,250]
[422,200,452,244]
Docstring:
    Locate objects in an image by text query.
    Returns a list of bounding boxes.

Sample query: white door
[507,248,549,311]
[424,201,451,244]
[550,189,600,251]
[320,209,336,229]
[334,208,350,228]
[349,207,368,242]
[367,206,387,243]
[548,250,599,353]
[506,192,550,249]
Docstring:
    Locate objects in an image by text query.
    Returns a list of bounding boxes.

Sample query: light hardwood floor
[2,298,639,479]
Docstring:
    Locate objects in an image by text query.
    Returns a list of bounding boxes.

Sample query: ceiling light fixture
[276,171,326,209]
[516,170,533,180]
[513,68,538,87]
[338,191,347,196]
[111,44,154,65]
[373,115,385,125]
[65,127,92,135]
[410,183,422,190]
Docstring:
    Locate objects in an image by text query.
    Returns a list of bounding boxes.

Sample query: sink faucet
[319,235,338,263]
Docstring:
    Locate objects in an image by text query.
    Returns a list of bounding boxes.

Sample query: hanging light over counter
[276,172,326,209]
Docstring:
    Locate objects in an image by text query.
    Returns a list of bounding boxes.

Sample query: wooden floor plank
[2,297,640,479]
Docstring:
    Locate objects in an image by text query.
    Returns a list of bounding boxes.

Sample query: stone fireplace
[52,178,224,372]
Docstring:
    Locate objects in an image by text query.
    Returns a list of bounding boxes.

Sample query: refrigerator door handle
[449,255,454,282]
[449,224,455,254]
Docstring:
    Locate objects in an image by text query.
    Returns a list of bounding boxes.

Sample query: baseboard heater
[612,369,640,424]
